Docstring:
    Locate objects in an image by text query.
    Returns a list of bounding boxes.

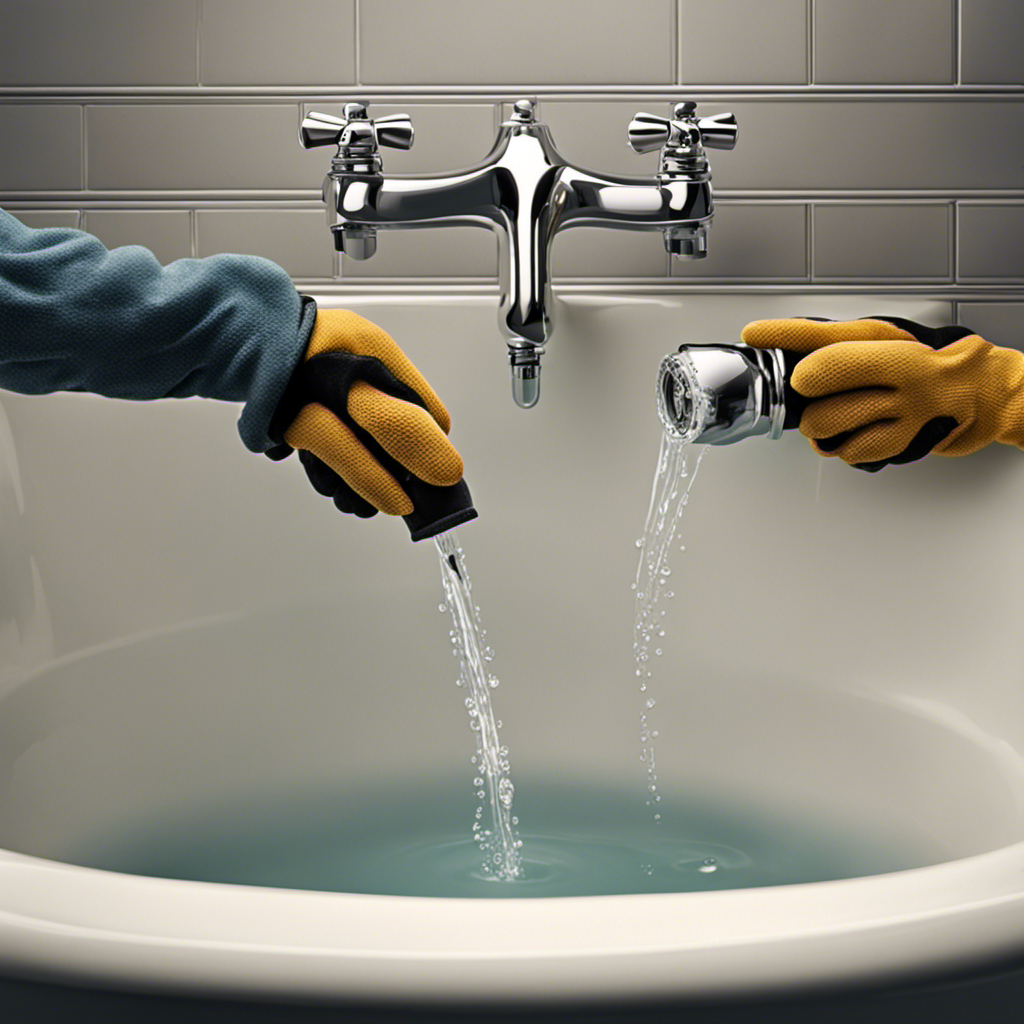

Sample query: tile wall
[1,1,1021,340]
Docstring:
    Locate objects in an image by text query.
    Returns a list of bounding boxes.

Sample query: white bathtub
[1,291,1023,1007]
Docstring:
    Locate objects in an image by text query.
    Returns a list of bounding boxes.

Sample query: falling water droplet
[629,436,708,826]
[699,857,718,874]
[499,778,515,808]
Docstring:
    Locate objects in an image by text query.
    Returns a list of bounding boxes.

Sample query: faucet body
[301,101,737,407]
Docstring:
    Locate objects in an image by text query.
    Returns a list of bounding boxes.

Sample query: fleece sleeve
[0,206,316,452]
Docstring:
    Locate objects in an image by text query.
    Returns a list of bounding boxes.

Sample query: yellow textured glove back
[741,317,918,351]
[741,317,1024,467]
[282,309,464,517]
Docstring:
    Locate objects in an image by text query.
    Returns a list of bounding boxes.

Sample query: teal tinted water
[71,778,935,899]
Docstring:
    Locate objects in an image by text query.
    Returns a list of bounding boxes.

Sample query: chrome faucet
[299,99,738,408]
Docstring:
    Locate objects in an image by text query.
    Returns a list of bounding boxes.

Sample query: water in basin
[69,776,937,899]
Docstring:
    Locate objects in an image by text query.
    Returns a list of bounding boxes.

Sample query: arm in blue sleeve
[0,206,316,452]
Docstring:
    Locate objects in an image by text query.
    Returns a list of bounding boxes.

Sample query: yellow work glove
[741,316,1024,472]
[267,308,475,539]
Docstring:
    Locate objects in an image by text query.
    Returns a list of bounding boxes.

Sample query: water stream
[434,528,522,881]
[632,434,707,850]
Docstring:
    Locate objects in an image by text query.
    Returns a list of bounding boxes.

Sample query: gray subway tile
[539,102,663,178]
[957,304,1024,351]
[0,1,198,86]
[0,106,82,191]
[671,204,807,280]
[87,105,321,190]
[84,211,193,265]
[679,0,807,84]
[83,100,1024,195]
[814,204,951,280]
[359,0,675,85]
[197,210,334,278]
[961,0,1024,84]
[706,101,1024,191]
[958,205,1024,280]
[301,103,498,174]
[342,227,497,278]
[553,229,668,279]
[815,0,955,84]
[7,211,81,230]
[201,0,355,85]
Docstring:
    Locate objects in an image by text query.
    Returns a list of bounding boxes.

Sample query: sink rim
[1,839,1024,1003]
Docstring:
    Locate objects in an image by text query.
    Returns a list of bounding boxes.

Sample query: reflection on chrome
[300,100,737,407]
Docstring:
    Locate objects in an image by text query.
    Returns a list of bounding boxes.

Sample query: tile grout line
[6,192,1024,205]
[80,104,87,192]
[286,280,1024,296]
[806,202,814,282]
[195,0,202,88]
[954,0,962,86]
[807,0,815,86]
[5,87,1024,100]
[354,0,361,88]
[951,200,958,283]
[675,0,681,86]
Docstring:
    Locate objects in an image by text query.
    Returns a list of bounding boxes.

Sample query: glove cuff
[266,295,320,449]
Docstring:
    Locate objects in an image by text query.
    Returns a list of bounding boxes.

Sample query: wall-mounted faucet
[299,99,737,408]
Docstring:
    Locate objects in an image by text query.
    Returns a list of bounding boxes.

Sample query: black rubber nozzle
[780,349,810,430]
[400,476,478,542]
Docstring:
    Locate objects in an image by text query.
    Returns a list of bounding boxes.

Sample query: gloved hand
[741,316,1024,472]
[266,309,469,528]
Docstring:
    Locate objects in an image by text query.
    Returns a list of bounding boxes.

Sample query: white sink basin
[1,292,1023,1005]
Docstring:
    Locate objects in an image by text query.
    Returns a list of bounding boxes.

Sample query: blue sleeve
[0,206,316,452]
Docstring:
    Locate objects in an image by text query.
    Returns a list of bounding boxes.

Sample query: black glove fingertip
[264,442,294,462]
[849,416,959,472]
[299,449,342,497]
[815,428,857,454]
[336,493,378,518]
[297,449,380,517]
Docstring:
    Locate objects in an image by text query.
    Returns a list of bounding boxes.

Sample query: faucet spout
[508,345,543,409]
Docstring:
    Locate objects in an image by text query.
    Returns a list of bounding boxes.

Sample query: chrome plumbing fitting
[658,344,789,445]
[300,99,737,408]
